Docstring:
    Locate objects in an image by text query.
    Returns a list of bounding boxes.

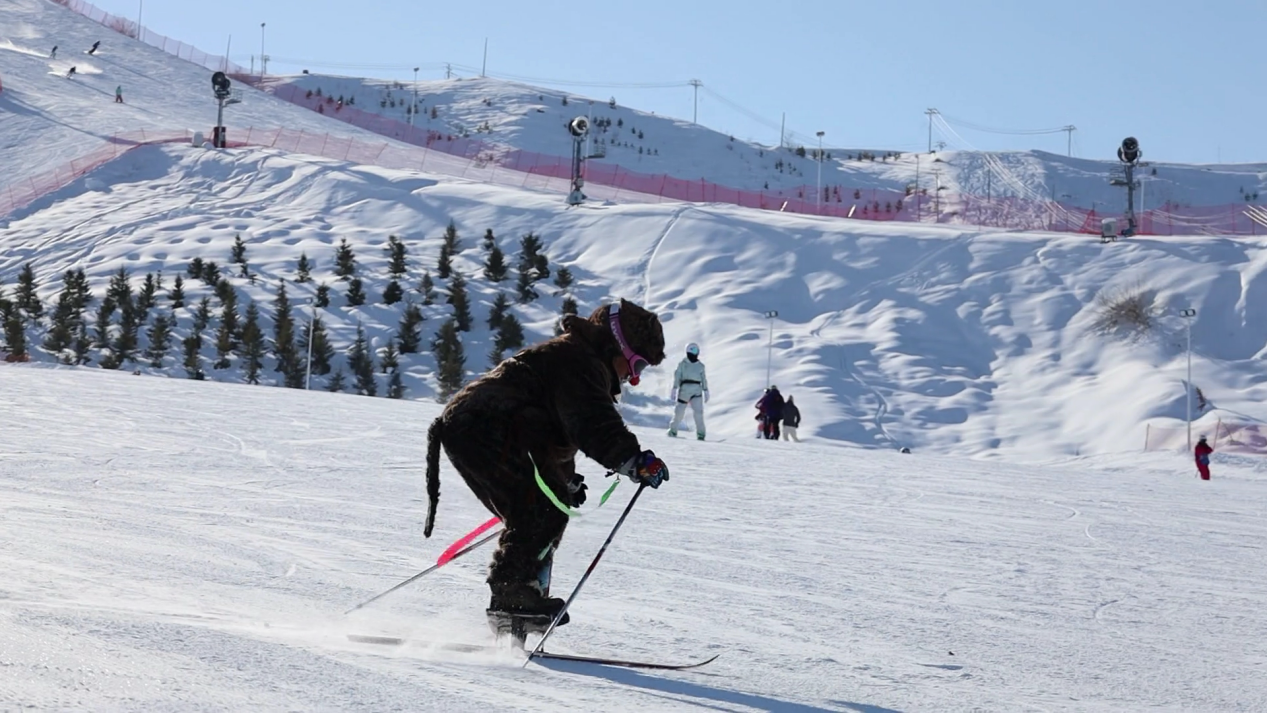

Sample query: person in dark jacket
[1195,435,1213,480]
[423,299,668,633]
[781,395,801,442]
[87,41,100,55]
[755,386,785,439]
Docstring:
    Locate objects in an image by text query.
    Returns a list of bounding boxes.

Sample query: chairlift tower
[566,116,589,206]
[211,71,240,148]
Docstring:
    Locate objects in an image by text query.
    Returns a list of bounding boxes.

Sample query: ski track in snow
[1,366,1266,711]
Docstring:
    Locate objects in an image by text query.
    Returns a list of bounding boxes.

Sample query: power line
[938,111,1071,136]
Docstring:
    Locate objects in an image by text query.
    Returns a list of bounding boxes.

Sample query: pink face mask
[608,304,649,386]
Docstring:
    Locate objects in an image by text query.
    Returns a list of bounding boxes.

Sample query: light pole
[410,66,419,127]
[816,130,825,211]
[763,310,779,388]
[305,299,317,390]
[1181,308,1196,450]
[259,22,266,76]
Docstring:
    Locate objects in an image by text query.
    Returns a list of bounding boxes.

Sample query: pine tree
[346,277,367,306]
[334,238,356,279]
[326,369,347,393]
[315,283,330,308]
[447,271,472,331]
[347,324,377,396]
[3,311,27,361]
[555,296,579,335]
[494,313,524,357]
[93,298,116,349]
[137,272,158,318]
[432,318,466,401]
[213,296,238,369]
[214,277,234,306]
[484,245,508,282]
[387,369,405,399]
[383,279,403,305]
[386,235,408,277]
[272,282,303,388]
[299,315,335,376]
[43,274,81,359]
[487,292,510,330]
[72,322,92,365]
[231,234,248,265]
[201,261,221,286]
[418,271,436,305]
[194,296,212,333]
[437,220,461,279]
[170,274,185,309]
[15,263,43,321]
[106,304,139,368]
[106,266,132,312]
[72,268,92,314]
[379,340,400,374]
[515,267,537,304]
[397,302,424,353]
[187,257,205,281]
[296,252,312,283]
[482,228,496,252]
[144,312,173,368]
[182,330,204,380]
[554,266,574,292]
[239,302,266,384]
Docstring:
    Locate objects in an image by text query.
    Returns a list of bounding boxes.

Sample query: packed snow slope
[1,363,1266,712]
[267,73,1267,211]
[6,141,1267,457]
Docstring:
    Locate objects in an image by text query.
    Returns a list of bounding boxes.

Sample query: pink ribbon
[436,516,501,565]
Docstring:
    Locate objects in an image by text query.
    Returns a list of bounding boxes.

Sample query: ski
[347,634,720,670]
[529,650,720,670]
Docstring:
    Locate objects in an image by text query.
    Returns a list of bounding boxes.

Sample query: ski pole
[344,528,501,615]
[524,483,648,665]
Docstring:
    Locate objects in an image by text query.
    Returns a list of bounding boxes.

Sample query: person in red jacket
[1194,435,1213,480]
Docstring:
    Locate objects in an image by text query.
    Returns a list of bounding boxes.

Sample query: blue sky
[93,0,1265,163]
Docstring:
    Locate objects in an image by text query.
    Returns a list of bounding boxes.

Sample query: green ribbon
[530,454,622,516]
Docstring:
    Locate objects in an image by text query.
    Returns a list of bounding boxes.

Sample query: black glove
[619,450,670,488]
[567,473,587,507]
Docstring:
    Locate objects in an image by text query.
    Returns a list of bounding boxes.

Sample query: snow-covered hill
[3,0,1267,458]
[264,73,1267,213]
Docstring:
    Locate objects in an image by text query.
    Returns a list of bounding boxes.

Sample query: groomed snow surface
[1,364,1265,712]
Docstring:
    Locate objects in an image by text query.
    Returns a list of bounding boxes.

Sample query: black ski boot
[486,583,569,646]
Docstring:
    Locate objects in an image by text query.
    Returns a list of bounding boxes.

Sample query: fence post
[1144,423,1150,450]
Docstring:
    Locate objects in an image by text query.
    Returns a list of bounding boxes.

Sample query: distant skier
[1195,435,1213,480]
[87,40,100,55]
[667,342,709,440]
[755,385,785,440]
[50,45,57,59]
[65,66,76,78]
[781,395,801,442]
[114,85,123,103]
[423,300,669,635]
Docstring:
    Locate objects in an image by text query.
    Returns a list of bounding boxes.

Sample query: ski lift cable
[937,111,1070,136]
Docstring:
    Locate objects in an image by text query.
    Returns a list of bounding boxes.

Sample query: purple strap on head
[608,303,648,384]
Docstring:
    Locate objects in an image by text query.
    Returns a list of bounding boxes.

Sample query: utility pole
[816,130,825,211]
[925,108,938,153]
[780,112,785,149]
[259,22,266,76]
[481,38,488,77]
[1181,308,1197,451]
[1063,125,1076,157]
[445,63,452,79]
[763,311,779,388]
[915,154,921,221]
[136,0,142,39]
[689,79,702,124]
[410,67,419,127]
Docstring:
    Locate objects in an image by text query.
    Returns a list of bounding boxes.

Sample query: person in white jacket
[668,342,709,440]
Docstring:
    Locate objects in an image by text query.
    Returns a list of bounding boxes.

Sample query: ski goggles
[608,303,649,386]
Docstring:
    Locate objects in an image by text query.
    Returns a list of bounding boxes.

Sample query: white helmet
[686,342,700,356]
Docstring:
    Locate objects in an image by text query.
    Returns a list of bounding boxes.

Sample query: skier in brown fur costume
[423,299,670,631]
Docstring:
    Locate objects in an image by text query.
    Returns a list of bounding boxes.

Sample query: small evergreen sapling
[346,278,367,306]
[296,253,313,283]
[335,238,357,279]
[397,302,424,353]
